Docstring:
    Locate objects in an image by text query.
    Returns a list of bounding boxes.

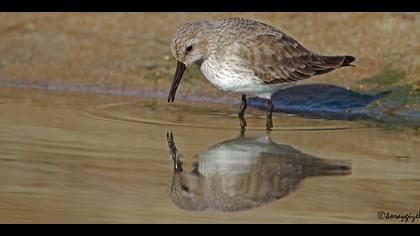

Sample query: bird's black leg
[238,94,248,131]
[266,99,274,131]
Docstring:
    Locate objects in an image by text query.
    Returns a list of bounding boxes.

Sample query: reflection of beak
[168,61,187,103]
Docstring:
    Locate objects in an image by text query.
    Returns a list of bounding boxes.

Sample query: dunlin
[168,17,355,130]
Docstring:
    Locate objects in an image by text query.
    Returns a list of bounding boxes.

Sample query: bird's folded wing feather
[240,33,343,84]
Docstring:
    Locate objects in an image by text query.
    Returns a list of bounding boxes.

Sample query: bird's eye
[185,45,193,53]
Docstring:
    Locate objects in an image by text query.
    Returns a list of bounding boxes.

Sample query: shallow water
[0,87,419,223]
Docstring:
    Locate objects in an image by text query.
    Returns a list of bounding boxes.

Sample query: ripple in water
[85,99,372,132]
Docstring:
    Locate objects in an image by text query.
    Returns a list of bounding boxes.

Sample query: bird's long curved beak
[168,61,187,103]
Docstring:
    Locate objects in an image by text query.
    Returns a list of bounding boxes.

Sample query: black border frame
[1,0,419,12]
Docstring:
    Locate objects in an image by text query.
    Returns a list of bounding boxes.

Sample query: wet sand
[0,87,419,223]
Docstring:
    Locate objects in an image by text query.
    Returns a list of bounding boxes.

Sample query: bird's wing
[240,33,348,84]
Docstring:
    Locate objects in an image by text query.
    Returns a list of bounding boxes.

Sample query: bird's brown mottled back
[210,17,355,84]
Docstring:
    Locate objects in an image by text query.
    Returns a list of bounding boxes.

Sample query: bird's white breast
[200,54,288,99]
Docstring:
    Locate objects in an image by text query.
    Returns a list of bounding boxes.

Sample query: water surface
[0,88,419,223]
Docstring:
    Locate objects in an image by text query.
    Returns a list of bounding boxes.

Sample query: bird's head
[168,21,211,103]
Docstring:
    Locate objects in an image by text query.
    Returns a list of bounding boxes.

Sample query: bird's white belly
[200,59,288,99]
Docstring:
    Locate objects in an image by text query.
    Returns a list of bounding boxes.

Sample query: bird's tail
[333,56,356,67]
[313,55,356,75]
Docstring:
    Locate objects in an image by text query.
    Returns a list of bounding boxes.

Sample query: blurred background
[0,13,419,223]
[0,13,418,104]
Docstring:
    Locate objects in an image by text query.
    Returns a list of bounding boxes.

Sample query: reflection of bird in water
[166,131,351,212]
